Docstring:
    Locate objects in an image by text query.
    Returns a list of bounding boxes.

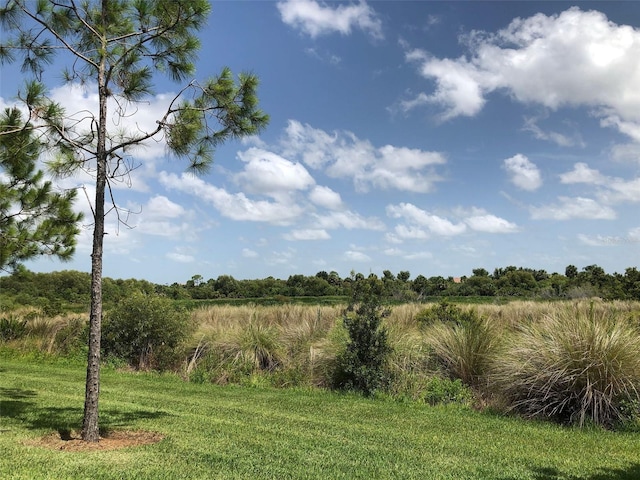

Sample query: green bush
[422,377,472,406]
[102,293,193,370]
[334,276,392,396]
[493,305,640,428]
[416,300,477,329]
[0,315,28,341]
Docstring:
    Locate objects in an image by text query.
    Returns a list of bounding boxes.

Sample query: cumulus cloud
[560,163,607,185]
[503,154,542,191]
[235,148,315,199]
[308,185,343,210]
[144,195,186,218]
[559,163,640,204]
[387,202,519,239]
[387,203,466,236]
[277,0,383,39]
[530,196,616,220]
[281,120,446,193]
[159,172,303,225]
[401,7,640,139]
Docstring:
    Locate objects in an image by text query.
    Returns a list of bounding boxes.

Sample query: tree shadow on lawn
[0,387,171,436]
[501,464,640,480]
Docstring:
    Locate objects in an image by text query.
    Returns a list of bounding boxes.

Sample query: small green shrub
[334,276,392,396]
[0,315,28,341]
[102,293,193,370]
[416,300,477,329]
[422,377,472,406]
[493,306,640,428]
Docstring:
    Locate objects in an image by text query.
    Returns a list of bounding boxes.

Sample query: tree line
[2,264,639,310]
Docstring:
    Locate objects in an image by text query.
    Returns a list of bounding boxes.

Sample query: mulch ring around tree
[26,430,165,452]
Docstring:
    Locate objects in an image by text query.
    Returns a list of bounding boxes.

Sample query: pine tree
[0,0,268,441]
[0,107,82,271]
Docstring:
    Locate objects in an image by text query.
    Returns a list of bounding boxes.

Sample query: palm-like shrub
[426,310,501,388]
[493,306,640,427]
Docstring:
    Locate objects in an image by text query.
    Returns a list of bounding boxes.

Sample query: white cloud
[144,195,186,218]
[522,115,584,147]
[387,203,466,236]
[277,0,383,39]
[393,224,430,240]
[530,196,616,220]
[610,143,640,163]
[388,203,519,239]
[159,172,303,225]
[242,248,259,258]
[313,210,385,231]
[308,185,343,210]
[465,214,519,233]
[343,250,372,262]
[560,163,607,185]
[383,247,432,260]
[503,154,542,191]
[166,252,195,263]
[235,148,315,199]
[281,120,446,193]
[402,7,640,139]
[283,229,331,241]
[559,164,640,204]
[49,83,173,163]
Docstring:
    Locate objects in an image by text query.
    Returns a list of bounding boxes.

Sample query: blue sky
[2,1,640,284]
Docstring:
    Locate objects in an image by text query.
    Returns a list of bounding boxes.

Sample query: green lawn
[1,355,640,479]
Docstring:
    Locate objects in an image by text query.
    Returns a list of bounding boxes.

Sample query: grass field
[2,354,640,479]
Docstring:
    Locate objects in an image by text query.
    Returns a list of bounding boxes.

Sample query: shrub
[102,293,193,370]
[416,300,477,329]
[493,305,640,428]
[0,315,28,341]
[334,276,392,396]
[426,308,501,388]
[54,316,88,355]
[422,377,472,406]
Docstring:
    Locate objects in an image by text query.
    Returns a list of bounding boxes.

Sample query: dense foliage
[102,293,193,370]
[0,108,82,272]
[334,275,392,396]
[1,263,639,310]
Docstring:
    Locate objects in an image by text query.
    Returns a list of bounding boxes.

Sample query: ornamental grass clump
[493,305,640,428]
[425,308,502,388]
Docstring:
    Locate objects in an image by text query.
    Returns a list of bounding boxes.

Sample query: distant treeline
[1,264,639,311]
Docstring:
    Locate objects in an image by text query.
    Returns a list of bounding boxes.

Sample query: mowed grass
[2,356,640,479]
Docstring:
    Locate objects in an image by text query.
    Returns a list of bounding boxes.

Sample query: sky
[2,1,640,284]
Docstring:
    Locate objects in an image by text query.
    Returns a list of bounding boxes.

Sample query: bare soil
[27,430,164,452]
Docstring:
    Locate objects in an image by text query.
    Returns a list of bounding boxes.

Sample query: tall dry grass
[492,303,640,427]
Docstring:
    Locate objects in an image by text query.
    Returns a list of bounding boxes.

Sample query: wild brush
[493,304,640,427]
[425,310,502,388]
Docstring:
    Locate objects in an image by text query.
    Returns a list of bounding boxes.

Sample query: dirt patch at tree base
[27,430,165,452]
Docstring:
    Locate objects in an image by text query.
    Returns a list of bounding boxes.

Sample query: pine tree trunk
[82,9,108,440]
